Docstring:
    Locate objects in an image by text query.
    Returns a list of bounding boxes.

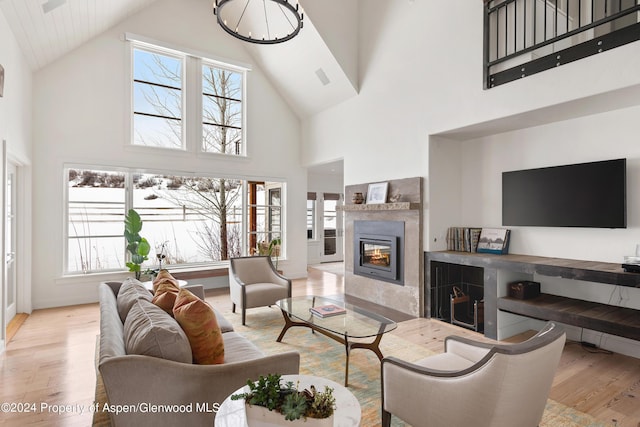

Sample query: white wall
[0,11,32,164]
[0,8,33,350]
[438,108,640,357]
[299,0,359,91]
[454,107,640,262]
[303,0,640,266]
[30,0,306,309]
[301,0,640,354]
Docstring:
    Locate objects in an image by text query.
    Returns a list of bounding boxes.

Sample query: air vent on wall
[42,0,67,14]
[315,68,330,86]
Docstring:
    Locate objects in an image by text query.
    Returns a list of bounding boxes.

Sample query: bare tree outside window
[65,44,277,275]
[132,46,245,260]
[133,48,183,149]
[202,65,243,155]
[152,176,243,261]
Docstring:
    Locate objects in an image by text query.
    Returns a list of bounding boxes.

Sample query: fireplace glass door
[362,241,392,270]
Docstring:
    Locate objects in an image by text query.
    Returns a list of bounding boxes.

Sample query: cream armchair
[381,322,566,427]
[229,256,291,325]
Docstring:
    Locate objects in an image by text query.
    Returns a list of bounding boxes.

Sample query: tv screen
[502,159,626,228]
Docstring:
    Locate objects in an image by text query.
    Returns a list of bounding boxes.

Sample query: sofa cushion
[220,332,265,363]
[152,280,180,315]
[123,299,192,363]
[117,278,153,323]
[173,288,224,364]
[213,308,235,333]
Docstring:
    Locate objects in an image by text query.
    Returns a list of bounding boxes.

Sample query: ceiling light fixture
[213,0,304,45]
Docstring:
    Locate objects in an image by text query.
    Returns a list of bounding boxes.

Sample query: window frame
[200,59,248,157]
[63,164,285,276]
[126,35,249,157]
[307,193,316,240]
[131,43,186,151]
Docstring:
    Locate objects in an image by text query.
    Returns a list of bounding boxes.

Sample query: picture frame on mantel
[366,181,388,204]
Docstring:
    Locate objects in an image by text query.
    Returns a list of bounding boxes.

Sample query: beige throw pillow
[116,277,153,323]
[123,299,192,363]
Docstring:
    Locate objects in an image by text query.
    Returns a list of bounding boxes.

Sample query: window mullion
[241,68,248,156]
[185,55,201,153]
[125,172,133,266]
[242,180,248,256]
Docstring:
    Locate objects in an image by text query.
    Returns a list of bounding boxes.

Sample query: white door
[5,161,16,323]
[320,194,344,263]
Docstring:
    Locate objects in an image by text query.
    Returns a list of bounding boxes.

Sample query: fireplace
[354,220,404,285]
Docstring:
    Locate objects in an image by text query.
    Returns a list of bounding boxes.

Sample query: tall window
[323,196,338,256]
[132,47,184,149]
[306,192,316,239]
[130,40,247,155]
[202,63,244,155]
[65,167,283,275]
[247,182,282,254]
[67,169,126,273]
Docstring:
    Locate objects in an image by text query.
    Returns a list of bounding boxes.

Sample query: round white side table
[215,374,361,427]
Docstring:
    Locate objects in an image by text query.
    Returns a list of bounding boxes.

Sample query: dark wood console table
[425,251,640,340]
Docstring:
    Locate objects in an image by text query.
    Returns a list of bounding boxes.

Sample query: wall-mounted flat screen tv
[502,158,626,228]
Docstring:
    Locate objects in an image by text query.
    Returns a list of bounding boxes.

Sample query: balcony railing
[484,0,640,88]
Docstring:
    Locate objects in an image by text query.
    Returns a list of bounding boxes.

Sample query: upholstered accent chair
[229,256,291,325]
[381,322,566,427]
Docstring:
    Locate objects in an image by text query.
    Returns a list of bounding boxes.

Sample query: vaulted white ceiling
[0,0,160,70]
[0,0,359,117]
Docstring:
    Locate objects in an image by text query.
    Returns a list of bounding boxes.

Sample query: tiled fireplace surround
[340,177,423,317]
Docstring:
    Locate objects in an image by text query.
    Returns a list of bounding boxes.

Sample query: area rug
[93,305,613,426]
[226,306,612,427]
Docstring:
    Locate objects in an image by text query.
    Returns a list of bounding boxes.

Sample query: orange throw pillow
[173,288,224,364]
[152,281,179,315]
[152,269,179,293]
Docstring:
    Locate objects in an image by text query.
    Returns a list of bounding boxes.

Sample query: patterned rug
[225,306,613,427]
[93,305,612,426]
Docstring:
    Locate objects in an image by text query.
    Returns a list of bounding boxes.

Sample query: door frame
[4,148,30,329]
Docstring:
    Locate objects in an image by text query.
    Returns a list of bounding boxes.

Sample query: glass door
[321,193,343,262]
[5,162,16,324]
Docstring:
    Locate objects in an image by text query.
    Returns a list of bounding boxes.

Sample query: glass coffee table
[275,296,397,386]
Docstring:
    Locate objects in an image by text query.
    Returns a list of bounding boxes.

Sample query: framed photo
[366,182,388,204]
[476,228,511,254]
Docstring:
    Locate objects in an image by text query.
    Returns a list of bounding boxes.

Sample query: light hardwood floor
[1,268,639,426]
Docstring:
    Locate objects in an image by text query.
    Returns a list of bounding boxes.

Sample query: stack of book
[309,304,346,318]
[446,227,483,252]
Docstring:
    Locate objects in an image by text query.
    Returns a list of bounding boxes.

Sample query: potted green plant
[268,238,282,271]
[256,238,282,271]
[124,209,151,280]
[231,374,335,426]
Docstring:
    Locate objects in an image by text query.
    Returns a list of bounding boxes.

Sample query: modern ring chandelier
[213,0,304,45]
